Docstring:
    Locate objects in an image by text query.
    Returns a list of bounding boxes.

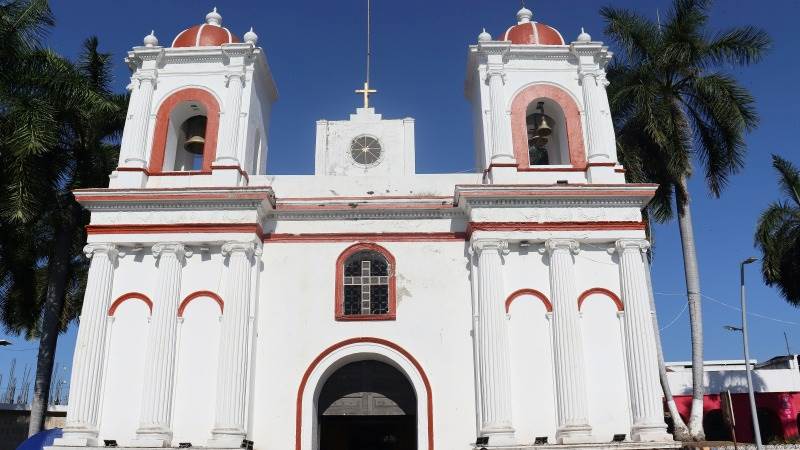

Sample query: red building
[667,355,800,443]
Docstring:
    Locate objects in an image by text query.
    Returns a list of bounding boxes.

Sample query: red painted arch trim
[295,337,434,450]
[334,243,397,321]
[578,287,624,311]
[505,288,552,313]
[108,292,153,316]
[510,84,587,170]
[148,88,220,173]
[177,290,224,317]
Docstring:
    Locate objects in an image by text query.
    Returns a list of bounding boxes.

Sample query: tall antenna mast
[355,0,377,109]
[785,331,792,355]
[367,0,371,85]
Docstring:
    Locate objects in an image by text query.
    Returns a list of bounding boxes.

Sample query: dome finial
[143,30,159,47]
[517,6,533,24]
[577,27,591,42]
[206,7,222,26]
[244,27,258,45]
[478,27,492,42]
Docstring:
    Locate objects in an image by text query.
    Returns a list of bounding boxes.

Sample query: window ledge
[336,313,396,322]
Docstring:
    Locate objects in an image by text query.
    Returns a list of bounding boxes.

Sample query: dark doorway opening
[318,360,417,450]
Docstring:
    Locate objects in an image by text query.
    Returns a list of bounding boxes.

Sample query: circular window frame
[348,135,384,168]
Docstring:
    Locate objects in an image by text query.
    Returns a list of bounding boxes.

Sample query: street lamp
[0,339,11,346]
[741,256,762,450]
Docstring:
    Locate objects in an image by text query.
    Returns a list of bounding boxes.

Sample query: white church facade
[51,6,679,450]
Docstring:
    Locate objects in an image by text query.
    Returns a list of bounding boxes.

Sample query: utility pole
[741,257,762,450]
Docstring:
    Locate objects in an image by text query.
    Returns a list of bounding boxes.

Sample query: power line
[660,301,689,331]
[654,291,800,327]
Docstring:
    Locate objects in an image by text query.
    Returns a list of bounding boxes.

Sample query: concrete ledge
[474,441,683,450]
[46,447,240,450]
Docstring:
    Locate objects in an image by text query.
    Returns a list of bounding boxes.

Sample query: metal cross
[355,81,377,109]
[344,259,388,315]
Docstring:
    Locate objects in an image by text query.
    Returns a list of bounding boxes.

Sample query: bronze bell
[536,114,552,137]
[182,116,207,155]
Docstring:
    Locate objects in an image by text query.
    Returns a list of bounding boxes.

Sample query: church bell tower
[111,8,277,189]
[465,6,622,184]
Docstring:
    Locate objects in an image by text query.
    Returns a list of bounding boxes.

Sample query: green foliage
[0,0,127,336]
[755,155,800,305]
[602,0,769,220]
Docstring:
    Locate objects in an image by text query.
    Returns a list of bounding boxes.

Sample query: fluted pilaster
[579,71,613,162]
[208,241,260,447]
[215,73,245,165]
[615,239,672,442]
[486,67,514,164]
[133,243,189,447]
[56,244,118,447]
[546,239,593,443]
[121,74,156,168]
[472,239,515,444]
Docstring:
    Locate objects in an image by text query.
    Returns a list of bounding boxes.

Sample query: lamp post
[740,256,762,449]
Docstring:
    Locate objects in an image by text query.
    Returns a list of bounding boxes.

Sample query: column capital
[485,66,506,84]
[221,241,262,258]
[83,243,118,261]
[472,239,509,255]
[225,71,246,87]
[578,70,601,85]
[132,72,157,88]
[544,239,580,255]
[614,239,650,255]
[152,242,191,261]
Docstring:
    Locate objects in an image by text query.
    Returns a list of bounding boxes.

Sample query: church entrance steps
[474,441,683,450]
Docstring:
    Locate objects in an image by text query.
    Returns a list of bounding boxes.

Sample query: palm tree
[0,0,125,434]
[601,0,769,440]
[755,155,800,304]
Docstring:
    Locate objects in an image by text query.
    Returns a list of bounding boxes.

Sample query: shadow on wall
[705,370,770,395]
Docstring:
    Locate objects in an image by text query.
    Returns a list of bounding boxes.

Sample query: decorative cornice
[270,208,463,221]
[476,42,511,55]
[125,47,165,70]
[263,232,466,243]
[73,187,275,212]
[467,221,645,238]
[454,184,657,209]
[87,223,266,240]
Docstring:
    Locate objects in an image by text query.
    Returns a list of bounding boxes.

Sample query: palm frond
[771,154,800,207]
[600,6,659,64]
[702,26,771,67]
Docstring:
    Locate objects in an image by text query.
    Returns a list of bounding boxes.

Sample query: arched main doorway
[318,360,417,450]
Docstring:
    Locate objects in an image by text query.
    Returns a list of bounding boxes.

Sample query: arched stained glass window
[336,243,396,321]
[343,251,390,316]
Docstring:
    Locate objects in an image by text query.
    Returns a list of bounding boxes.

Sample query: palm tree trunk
[645,255,691,440]
[28,212,76,436]
[676,176,705,441]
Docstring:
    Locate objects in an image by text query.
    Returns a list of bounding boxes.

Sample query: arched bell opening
[316,360,417,450]
[163,101,209,172]
[526,98,568,166]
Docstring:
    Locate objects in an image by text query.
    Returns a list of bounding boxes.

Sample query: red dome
[172,24,240,47]
[498,21,565,45]
[171,8,241,48]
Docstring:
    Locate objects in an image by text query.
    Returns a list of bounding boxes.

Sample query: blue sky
[1,0,798,384]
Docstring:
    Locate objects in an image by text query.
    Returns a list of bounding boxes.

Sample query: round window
[349,135,382,166]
